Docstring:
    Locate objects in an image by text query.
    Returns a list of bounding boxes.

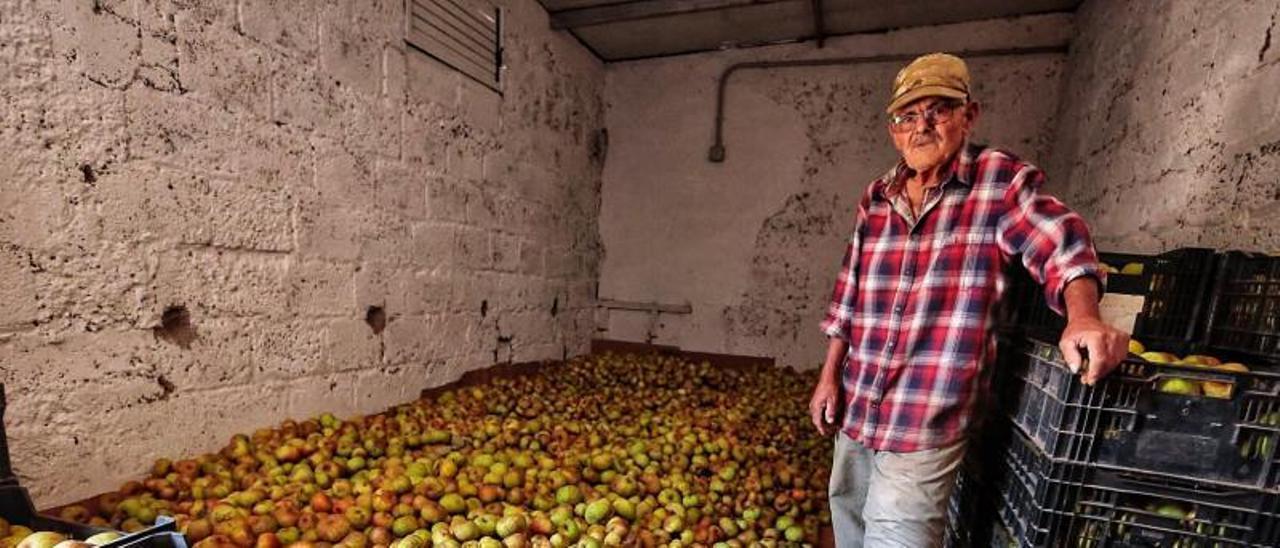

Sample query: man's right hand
[810,380,840,436]
[812,336,849,436]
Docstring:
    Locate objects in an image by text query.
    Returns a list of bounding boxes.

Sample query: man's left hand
[1059,317,1129,385]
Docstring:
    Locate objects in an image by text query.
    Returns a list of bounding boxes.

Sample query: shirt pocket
[932,230,997,280]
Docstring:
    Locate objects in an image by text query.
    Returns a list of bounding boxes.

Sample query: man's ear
[965,101,981,124]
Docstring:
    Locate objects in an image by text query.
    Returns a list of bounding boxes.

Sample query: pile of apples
[51,353,833,548]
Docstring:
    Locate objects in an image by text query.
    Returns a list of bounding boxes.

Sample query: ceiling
[536,0,1082,62]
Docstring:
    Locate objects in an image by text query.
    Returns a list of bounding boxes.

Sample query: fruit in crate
[52,352,832,547]
[1156,378,1201,396]
[1120,262,1144,275]
[1140,352,1178,364]
[1151,501,1188,520]
[1178,355,1221,367]
[1127,339,1145,355]
[1101,262,1118,274]
[1202,363,1249,399]
[1201,381,1233,399]
[1216,362,1249,373]
[15,532,67,548]
[81,533,121,546]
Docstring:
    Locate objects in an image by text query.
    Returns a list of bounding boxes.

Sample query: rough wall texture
[0,0,603,505]
[1049,0,1280,253]
[598,14,1073,368]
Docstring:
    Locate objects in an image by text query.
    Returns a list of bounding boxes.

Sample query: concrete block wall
[597,14,1073,367]
[0,0,603,505]
[1049,0,1280,253]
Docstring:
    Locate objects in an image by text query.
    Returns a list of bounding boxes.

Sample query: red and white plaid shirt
[820,142,1104,452]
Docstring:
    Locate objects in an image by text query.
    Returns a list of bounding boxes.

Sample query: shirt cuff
[820,317,851,341]
[1048,265,1107,316]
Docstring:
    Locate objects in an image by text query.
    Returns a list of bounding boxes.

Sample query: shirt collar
[872,141,979,200]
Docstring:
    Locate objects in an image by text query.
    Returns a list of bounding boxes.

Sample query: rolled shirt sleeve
[997,165,1106,316]
[820,192,871,341]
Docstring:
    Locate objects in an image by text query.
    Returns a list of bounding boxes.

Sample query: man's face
[888,97,979,174]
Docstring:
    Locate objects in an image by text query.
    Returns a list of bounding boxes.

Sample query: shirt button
[894,305,904,313]
[904,267,914,276]
[887,341,896,350]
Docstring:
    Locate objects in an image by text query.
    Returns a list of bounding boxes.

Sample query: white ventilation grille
[406,0,503,92]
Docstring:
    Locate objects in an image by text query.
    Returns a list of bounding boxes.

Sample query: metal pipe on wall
[707,45,1069,163]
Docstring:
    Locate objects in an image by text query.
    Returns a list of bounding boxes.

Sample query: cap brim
[886,86,968,113]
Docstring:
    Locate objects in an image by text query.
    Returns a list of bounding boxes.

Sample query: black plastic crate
[0,487,184,548]
[948,456,1015,548]
[1132,247,1219,356]
[119,532,187,548]
[997,251,1151,340]
[994,426,1280,548]
[1205,252,1280,365]
[998,335,1280,492]
[0,385,11,486]
[948,409,1021,548]
[0,484,108,538]
[997,260,1066,339]
[1099,251,1153,296]
[0,385,185,548]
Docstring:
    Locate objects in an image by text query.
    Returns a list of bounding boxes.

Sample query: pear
[1181,355,1221,367]
[1140,352,1178,364]
[1157,378,1201,397]
[18,532,67,548]
[1127,339,1145,355]
[82,533,121,547]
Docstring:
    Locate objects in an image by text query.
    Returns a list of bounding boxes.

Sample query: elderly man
[809,53,1129,546]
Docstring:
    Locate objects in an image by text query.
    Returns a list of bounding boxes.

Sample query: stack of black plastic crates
[0,386,189,548]
[1204,252,1280,366]
[991,338,1279,546]
[950,248,1280,547]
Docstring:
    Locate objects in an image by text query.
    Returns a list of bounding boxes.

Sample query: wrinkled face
[888,97,979,174]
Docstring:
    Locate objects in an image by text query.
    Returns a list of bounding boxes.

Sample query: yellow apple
[1128,339,1145,355]
[1121,262,1145,275]
[1181,355,1222,367]
[1157,378,1201,396]
[1202,381,1233,399]
[1141,352,1178,364]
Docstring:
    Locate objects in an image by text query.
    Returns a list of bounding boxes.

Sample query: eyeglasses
[888,101,964,133]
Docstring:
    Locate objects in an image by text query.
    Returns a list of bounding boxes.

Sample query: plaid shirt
[820,142,1104,452]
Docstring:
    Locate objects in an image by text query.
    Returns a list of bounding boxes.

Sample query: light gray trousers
[828,432,967,548]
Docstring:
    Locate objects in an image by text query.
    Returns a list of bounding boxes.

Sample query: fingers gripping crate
[998,336,1280,491]
[1205,251,1280,365]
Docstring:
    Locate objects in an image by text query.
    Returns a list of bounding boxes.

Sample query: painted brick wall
[0,0,603,505]
[1049,0,1280,253]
